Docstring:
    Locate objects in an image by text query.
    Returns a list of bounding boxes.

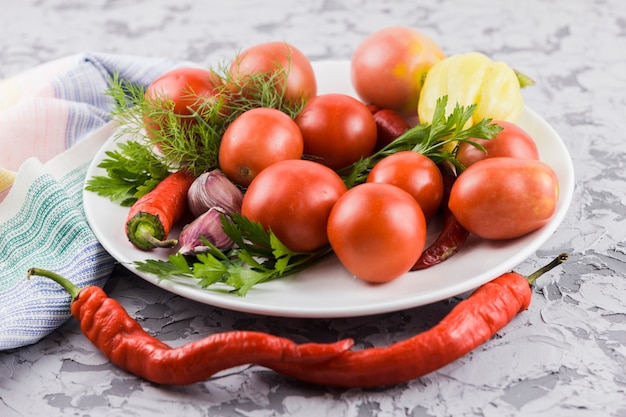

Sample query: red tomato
[218,108,303,187]
[241,159,347,253]
[366,151,443,221]
[144,67,226,134]
[295,94,377,170]
[327,183,427,283]
[351,26,445,117]
[456,121,540,168]
[449,157,559,240]
[229,42,317,104]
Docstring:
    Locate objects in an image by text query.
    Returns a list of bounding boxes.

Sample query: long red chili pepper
[125,170,195,250]
[27,268,354,385]
[266,254,568,388]
[412,162,470,270]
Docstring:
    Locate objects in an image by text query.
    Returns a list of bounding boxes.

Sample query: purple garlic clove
[178,207,233,255]
[187,169,243,218]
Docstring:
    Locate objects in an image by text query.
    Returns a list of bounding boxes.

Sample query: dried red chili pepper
[367,105,411,151]
[125,170,195,250]
[412,162,470,270]
[27,268,354,385]
[266,254,568,388]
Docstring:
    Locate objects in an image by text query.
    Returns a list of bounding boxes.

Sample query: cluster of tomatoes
[142,26,559,284]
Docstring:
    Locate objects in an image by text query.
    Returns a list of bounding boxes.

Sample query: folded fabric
[0,53,180,350]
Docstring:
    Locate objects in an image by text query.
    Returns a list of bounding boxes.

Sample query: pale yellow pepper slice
[417,52,524,128]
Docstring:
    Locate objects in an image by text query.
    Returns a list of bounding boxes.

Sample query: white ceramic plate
[83,60,575,318]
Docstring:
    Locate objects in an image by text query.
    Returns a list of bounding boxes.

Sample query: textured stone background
[1,0,625,416]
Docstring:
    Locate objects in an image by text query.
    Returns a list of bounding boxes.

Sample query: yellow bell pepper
[417,52,526,128]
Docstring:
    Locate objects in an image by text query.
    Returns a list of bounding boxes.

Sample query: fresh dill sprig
[89,60,306,204]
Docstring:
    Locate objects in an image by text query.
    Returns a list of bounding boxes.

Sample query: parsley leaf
[341,96,503,187]
[85,140,171,206]
[133,215,331,296]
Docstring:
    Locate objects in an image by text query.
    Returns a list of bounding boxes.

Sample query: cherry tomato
[229,41,317,104]
[218,108,303,187]
[367,151,443,221]
[449,157,559,240]
[295,93,377,170]
[143,67,225,135]
[327,183,427,283]
[351,26,445,117]
[241,159,347,253]
[456,120,540,168]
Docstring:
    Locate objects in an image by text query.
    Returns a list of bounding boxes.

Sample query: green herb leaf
[102,61,304,179]
[84,140,170,206]
[133,214,330,296]
[340,95,503,187]
[89,59,306,206]
[192,253,229,287]
[134,254,192,278]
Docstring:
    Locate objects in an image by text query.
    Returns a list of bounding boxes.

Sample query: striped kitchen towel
[0,53,179,350]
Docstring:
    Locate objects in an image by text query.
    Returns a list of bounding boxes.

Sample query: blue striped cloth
[0,53,180,350]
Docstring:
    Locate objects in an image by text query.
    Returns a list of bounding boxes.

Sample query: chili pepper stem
[135,223,178,248]
[27,268,82,300]
[526,253,568,286]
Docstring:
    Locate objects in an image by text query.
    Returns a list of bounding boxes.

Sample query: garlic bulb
[178,207,233,255]
[187,170,243,218]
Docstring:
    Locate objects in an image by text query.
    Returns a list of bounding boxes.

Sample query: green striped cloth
[0,53,179,350]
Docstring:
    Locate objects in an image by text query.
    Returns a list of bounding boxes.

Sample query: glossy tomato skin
[366,151,443,221]
[456,120,540,168]
[145,67,224,115]
[351,26,445,117]
[229,41,317,104]
[295,94,377,171]
[449,157,559,240]
[327,183,427,283]
[218,108,303,187]
[241,159,347,253]
[143,67,225,134]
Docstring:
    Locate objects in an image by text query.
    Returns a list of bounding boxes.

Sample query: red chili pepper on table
[27,268,354,385]
[125,170,195,250]
[412,162,470,270]
[265,254,568,388]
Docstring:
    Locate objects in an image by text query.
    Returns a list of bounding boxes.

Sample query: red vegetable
[125,170,195,250]
[456,120,539,168]
[143,67,227,135]
[351,26,445,117]
[218,107,304,187]
[267,254,568,387]
[241,159,347,253]
[228,41,317,105]
[27,268,354,386]
[295,93,377,171]
[27,255,567,388]
[367,151,443,221]
[327,182,426,283]
[449,157,559,240]
[369,107,411,151]
[411,162,469,270]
